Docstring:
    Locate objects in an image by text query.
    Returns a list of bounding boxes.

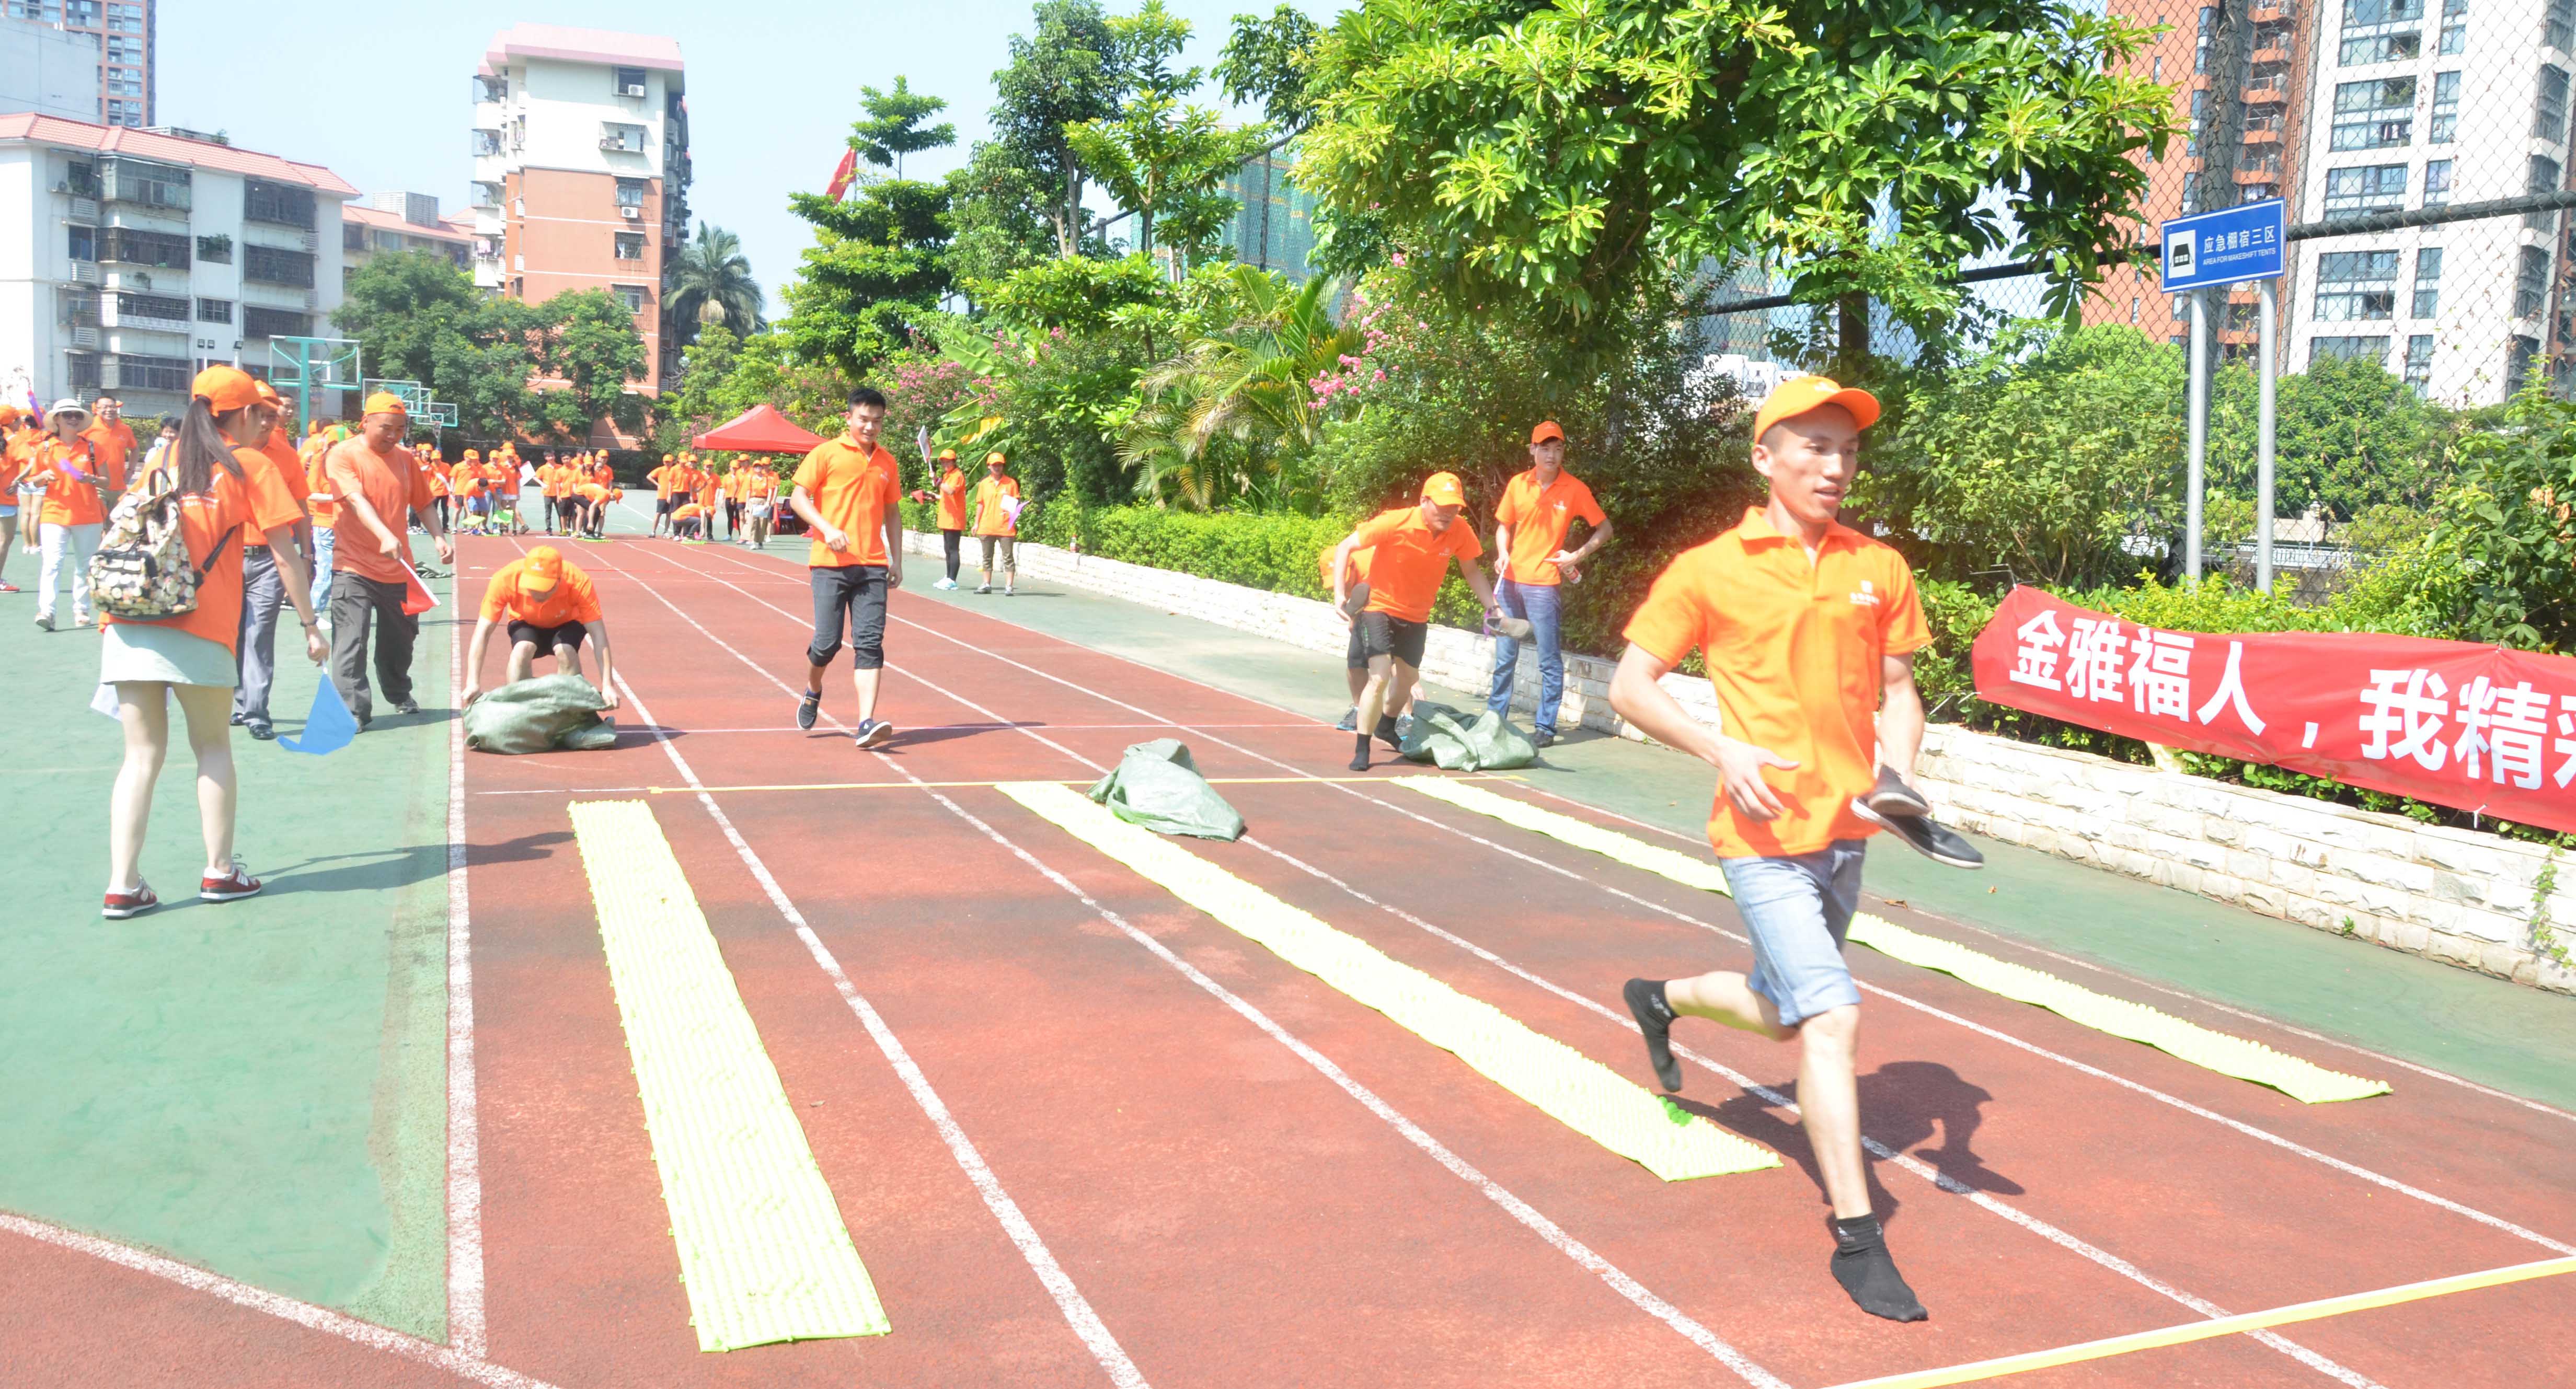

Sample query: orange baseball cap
[984,450,1007,466]
[362,390,409,417]
[524,545,564,582]
[1530,420,1565,445]
[1752,375,1880,443]
[1421,471,1466,507]
[938,448,958,462]
[191,365,262,413]
[253,378,284,406]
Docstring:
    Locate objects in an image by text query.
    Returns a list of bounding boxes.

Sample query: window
[616,178,647,209]
[614,233,646,261]
[2188,90,2207,158]
[2533,156,2566,228]
[2315,249,2401,319]
[67,225,94,261]
[2425,158,2454,205]
[600,122,649,153]
[2342,31,2423,63]
[197,298,233,324]
[242,307,312,340]
[2325,164,2410,213]
[2196,5,2215,74]
[2429,71,2460,143]
[2310,335,2392,365]
[2517,245,2554,316]
[55,290,98,327]
[2544,66,2575,140]
[4,2,63,19]
[243,245,317,288]
[194,235,231,264]
[472,129,501,158]
[65,0,97,20]
[614,284,647,313]
[63,159,97,198]
[2404,335,2435,392]
[99,228,190,268]
[104,1,142,32]
[243,179,317,230]
[472,181,502,209]
[2511,333,2542,384]
[343,221,366,252]
[99,157,191,211]
[67,353,101,392]
[475,74,509,103]
[105,100,143,128]
[2554,0,2576,48]
[111,353,190,393]
[2131,297,2141,323]
[104,72,143,98]
[113,291,190,323]
[2332,78,2417,149]
[2442,0,2468,50]
[2343,0,2425,21]
[615,66,648,96]
[105,34,141,62]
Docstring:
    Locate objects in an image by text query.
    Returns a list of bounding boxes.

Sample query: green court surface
[0,572,457,1339]
[904,571,2576,1114]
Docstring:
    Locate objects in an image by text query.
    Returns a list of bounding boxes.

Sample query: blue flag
[278,678,358,755]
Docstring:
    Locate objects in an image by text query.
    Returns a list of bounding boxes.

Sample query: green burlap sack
[463,674,620,755]
[1399,701,1537,772]
[1086,738,1246,840]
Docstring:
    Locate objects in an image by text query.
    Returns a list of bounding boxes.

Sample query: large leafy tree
[335,254,649,446]
[780,87,960,377]
[525,289,651,441]
[1122,264,1361,510]
[1066,0,1269,264]
[992,0,1126,257]
[1297,0,2176,355]
[946,140,1062,291]
[850,76,957,179]
[665,223,765,342]
[2206,353,2463,519]
[1215,4,1321,134]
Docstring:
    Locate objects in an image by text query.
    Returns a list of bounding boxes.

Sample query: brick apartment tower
[470,24,692,410]
[2091,0,2315,368]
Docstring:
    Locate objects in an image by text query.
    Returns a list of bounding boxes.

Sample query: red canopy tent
[693,402,826,453]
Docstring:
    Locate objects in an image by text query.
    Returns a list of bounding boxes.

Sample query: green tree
[991,0,1126,257]
[850,76,957,179]
[946,140,1061,290]
[1066,0,1269,264]
[334,251,536,444]
[1297,0,2176,356]
[2206,353,2461,519]
[1216,4,1321,134]
[665,223,766,342]
[524,289,651,442]
[1121,264,1360,509]
[2420,377,2576,650]
[781,179,954,377]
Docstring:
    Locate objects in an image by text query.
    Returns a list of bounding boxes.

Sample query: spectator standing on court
[25,398,116,630]
[927,448,968,588]
[1612,376,1933,1323]
[1327,472,1502,771]
[1487,420,1613,748]
[82,394,136,485]
[459,544,618,709]
[788,387,904,749]
[230,381,318,740]
[740,464,779,549]
[323,392,453,730]
[99,366,323,920]
[970,451,1019,595]
[301,426,342,627]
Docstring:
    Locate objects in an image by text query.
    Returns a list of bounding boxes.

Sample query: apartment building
[2093,0,2317,361]
[470,24,691,394]
[0,17,99,122]
[342,190,472,286]
[0,113,352,419]
[2,0,153,127]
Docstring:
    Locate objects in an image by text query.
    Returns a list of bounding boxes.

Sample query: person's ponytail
[171,397,239,495]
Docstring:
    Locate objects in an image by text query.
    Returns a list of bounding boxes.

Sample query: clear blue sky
[159,1,1340,311]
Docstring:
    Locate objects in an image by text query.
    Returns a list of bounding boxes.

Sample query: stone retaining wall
[928,531,2575,993]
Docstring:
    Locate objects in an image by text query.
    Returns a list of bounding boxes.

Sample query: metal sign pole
[2186,287,2209,584]
[2257,277,2278,593]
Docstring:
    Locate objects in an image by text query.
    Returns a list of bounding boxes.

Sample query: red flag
[824,146,857,202]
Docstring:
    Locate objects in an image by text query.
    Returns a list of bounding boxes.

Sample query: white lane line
[632,552,1786,1387]
[843,590,2576,1260]
[1236,837,2383,1388]
[1503,781,2576,1129]
[443,564,488,1358]
[601,572,1148,1389]
[0,1212,557,1388]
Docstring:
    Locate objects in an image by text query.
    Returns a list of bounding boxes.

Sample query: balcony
[473,129,502,158]
[2244,72,2288,101]
[600,122,649,155]
[102,291,191,335]
[98,156,191,213]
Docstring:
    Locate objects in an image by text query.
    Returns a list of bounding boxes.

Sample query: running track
[12,530,2576,1388]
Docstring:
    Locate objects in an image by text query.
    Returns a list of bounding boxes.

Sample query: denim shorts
[1719,839,1867,1027]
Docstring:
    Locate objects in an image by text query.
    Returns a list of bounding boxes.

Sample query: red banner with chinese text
[1969,585,2576,835]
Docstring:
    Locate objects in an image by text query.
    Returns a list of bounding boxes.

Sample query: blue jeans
[1720,841,1867,1027]
[1487,578,1565,732]
[312,526,336,617]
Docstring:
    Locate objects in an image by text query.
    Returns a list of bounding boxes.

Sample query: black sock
[1829,1214,1927,1322]
[1636,980,1675,1024]
[1623,979,1682,1092]
[1349,734,1372,772]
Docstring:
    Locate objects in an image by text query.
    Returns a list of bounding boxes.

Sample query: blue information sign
[2160,199,2286,292]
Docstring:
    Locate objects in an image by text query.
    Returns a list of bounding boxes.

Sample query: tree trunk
[1837,292,1869,376]
[1061,168,1083,259]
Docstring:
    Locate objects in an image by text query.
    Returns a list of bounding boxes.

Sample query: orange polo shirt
[1624,507,1931,859]
[481,555,603,628]
[31,434,118,526]
[324,437,434,585]
[1343,505,1481,622]
[739,470,777,503]
[1495,468,1606,586]
[258,427,312,518]
[302,437,339,524]
[649,463,681,499]
[935,467,969,530]
[106,449,302,654]
[82,419,136,481]
[1319,542,1374,592]
[791,438,898,568]
[970,474,1020,537]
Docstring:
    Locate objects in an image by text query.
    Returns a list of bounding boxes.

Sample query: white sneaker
[934,577,957,590]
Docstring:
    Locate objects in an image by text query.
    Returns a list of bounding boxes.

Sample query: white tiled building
[0,113,353,419]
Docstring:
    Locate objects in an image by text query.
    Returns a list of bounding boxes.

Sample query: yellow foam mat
[998,780,1777,1181]
[1395,780,2390,1105]
[569,800,892,1351]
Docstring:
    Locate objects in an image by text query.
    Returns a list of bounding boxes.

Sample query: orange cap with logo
[1420,471,1466,507]
[1530,420,1565,445]
[984,450,1007,466]
[191,365,263,413]
[1751,375,1880,443]
[362,391,410,417]
[524,545,564,582]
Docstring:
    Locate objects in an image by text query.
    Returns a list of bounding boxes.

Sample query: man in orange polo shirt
[1487,420,1612,748]
[231,381,320,738]
[459,544,618,709]
[324,392,453,730]
[739,462,779,549]
[1612,375,1963,1324]
[1320,538,1413,733]
[82,394,136,490]
[1326,471,1501,771]
[648,454,686,537]
[921,448,967,587]
[788,386,903,748]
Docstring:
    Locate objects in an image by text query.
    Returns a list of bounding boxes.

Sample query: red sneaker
[102,883,159,919]
[0,581,19,593]
[200,861,263,903]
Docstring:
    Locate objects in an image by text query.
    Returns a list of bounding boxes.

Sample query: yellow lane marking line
[997,779,1778,1181]
[568,799,890,1351]
[1826,1256,2576,1388]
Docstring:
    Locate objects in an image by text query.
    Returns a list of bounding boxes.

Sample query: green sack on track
[1398,701,1538,772]
[1086,738,1246,840]
[464,674,621,755]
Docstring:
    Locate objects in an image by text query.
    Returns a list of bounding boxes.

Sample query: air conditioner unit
[620,83,646,97]
[69,327,99,349]
[69,262,99,284]
[619,205,640,219]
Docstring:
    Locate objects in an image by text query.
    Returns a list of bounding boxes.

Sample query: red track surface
[22,533,2576,1388]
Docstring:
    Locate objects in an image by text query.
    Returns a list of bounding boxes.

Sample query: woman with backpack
[98,365,321,920]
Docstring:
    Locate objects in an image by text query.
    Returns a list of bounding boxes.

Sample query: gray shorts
[1719,839,1866,1027]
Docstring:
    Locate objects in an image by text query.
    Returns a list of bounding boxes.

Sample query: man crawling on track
[1326,470,1501,771]
[458,544,619,710]
[671,501,709,541]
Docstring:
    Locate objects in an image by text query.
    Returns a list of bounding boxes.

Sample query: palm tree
[666,223,764,340]
[1121,264,1360,510]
